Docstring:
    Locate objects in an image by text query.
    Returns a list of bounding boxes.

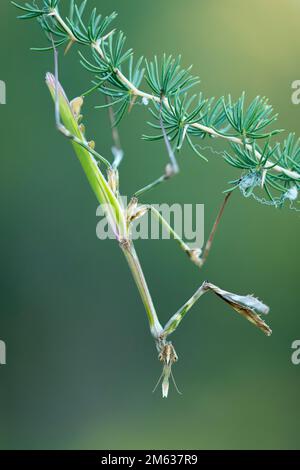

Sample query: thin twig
[50,9,300,180]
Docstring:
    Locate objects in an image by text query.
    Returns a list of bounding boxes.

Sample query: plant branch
[52,8,77,43]
[89,37,296,179]
[90,42,298,180]
[25,7,300,181]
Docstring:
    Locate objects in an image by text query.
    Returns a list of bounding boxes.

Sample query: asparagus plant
[13,0,300,397]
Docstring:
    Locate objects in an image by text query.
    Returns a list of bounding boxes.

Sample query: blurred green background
[0,0,299,450]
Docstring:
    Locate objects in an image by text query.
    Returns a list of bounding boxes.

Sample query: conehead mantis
[12,0,293,398]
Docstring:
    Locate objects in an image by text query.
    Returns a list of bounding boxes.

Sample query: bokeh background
[0,0,299,450]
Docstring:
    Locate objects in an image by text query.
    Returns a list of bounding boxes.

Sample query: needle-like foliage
[143,93,208,160]
[12,0,59,19]
[188,97,228,137]
[223,92,281,140]
[11,0,300,210]
[145,55,199,98]
[276,132,300,175]
[224,138,300,203]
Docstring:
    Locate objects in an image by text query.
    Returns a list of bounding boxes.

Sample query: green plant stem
[120,241,163,339]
